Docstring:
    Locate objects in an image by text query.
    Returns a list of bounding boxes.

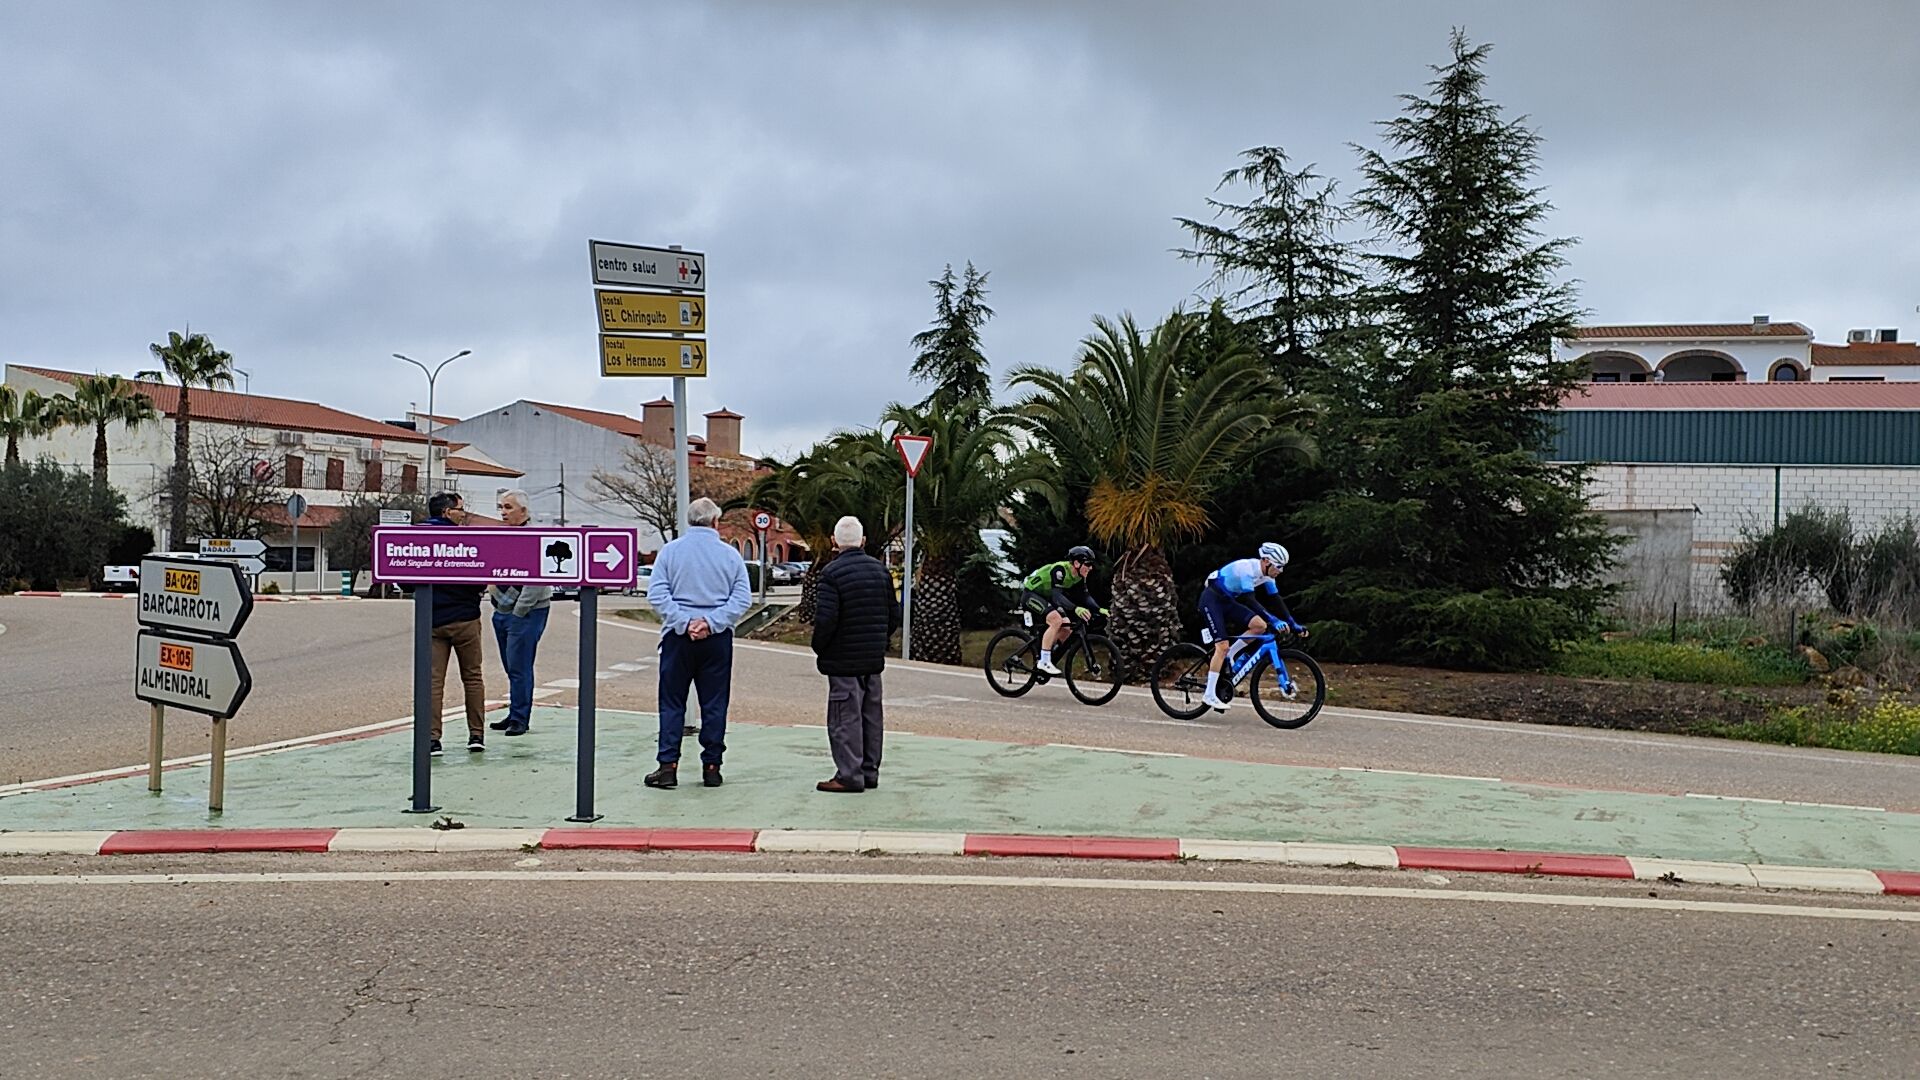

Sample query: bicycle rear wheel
[983,628,1040,698]
[1149,642,1213,720]
[1065,634,1124,706]
[1249,648,1326,729]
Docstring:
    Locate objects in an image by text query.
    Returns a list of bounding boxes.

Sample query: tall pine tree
[1294,30,1617,669]
[910,262,995,415]
[1177,146,1359,371]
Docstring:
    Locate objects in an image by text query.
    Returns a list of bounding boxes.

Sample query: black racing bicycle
[982,609,1125,706]
[1149,627,1326,728]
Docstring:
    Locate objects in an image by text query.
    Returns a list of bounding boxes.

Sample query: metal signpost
[589,238,706,537]
[373,524,639,820]
[286,493,309,594]
[136,555,255,810]
[753,509,772,601]
[893,434,933,661]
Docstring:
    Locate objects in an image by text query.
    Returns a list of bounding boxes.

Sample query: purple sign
[580,527,639,588]
[374,527,587,585]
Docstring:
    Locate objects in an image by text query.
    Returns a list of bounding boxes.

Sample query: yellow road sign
[600,334,708,377]
[597,290,707,334]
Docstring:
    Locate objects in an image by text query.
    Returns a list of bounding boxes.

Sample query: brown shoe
[644,763,678,789]
[703,763,723,788]
[816,777,864,793]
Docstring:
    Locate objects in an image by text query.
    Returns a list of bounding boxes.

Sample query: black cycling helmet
[1067,545,1095,563]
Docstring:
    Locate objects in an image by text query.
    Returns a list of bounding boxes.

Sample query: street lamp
[392,350,470,495]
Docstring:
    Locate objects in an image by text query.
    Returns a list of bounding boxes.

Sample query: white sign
[894,434,934,478]
[200,538,267,558]
[379,509,412,526]
[135,630,251,719]
[137,556,254,638]
[589,240,706,293]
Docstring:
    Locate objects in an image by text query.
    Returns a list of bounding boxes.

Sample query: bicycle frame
[1222,631,1295,693]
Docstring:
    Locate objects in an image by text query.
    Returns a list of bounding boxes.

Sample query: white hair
[687,497,723,527]
[498,488,530,510]
[833,515,864,548]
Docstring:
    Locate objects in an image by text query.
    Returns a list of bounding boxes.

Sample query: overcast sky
[4,1,1916,458]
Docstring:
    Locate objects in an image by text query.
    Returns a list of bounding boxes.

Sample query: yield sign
[894,434,933,478]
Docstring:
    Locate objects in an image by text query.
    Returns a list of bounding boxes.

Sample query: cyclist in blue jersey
[1198,541,1306,711]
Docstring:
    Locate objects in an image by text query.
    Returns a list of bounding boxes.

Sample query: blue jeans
[492,606,550,727]
[657,630,732,765]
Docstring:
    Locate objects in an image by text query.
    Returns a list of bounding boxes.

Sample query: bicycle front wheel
[1249,648,1326,729]
[983,628,1040,698]
[1149,642,1213,720]
[1065,634,1125,706]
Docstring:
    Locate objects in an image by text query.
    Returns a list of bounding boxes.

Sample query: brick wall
[1587,464,1920,611]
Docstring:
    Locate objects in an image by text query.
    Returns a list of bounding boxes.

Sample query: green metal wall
[1548,410,1920,465]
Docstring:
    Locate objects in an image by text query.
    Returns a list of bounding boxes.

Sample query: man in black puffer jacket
[809,515,901,793]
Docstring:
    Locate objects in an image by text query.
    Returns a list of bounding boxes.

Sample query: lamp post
[392,350,470,495]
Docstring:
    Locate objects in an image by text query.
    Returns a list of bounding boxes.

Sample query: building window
[264,545,317,572]
[364,459,383,492]
[1710,372,1738,382]
[401,463,419,494]
[1591,372,1620,383]
[285,455,304,488]
[1771,365,1799,381]
[325,459,344,490]
[1829,376,1886,382]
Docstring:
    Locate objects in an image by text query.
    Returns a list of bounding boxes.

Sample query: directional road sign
[596,289,706,334]
[589,240,706,293]
[135,630,252,719]
[200,538,267,559]
[379,509,412,526]
[138,556,253,638]
[600,334,708,377]
[581,528,639,588]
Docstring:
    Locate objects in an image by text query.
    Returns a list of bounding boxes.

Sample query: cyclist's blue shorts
[1198,586,1259,645]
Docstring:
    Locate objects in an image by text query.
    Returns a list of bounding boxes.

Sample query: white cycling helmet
[1258,541,1289,569]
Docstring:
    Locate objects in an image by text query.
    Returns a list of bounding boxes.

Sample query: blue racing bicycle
[1148,628,1326,727]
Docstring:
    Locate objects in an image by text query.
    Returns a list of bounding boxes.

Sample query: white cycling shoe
[1202,693,1231,712]
[1035,659,1063,676]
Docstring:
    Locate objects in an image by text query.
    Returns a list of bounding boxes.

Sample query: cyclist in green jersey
[1019,545,1104,675]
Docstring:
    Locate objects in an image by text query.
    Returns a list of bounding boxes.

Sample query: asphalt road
[3,852,1916,1078]
[5,595,1919,810]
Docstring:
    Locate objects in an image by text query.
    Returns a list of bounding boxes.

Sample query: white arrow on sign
[592,543,625,572]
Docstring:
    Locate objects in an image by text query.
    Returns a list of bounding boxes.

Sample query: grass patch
[1552,638,1808,686]
[1713,696,1920,756]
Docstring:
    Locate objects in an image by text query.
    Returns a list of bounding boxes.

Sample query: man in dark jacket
[423,492,488,756]
[809,515,900,793]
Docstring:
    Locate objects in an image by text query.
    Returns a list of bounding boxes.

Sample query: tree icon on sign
[545,540,574,574]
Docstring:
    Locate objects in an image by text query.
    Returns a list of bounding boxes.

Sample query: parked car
[769,562,801,585]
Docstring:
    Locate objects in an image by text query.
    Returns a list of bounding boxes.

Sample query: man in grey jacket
[489,489,551,737]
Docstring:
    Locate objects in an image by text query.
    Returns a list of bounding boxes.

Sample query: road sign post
[136,555,255,811]
[753,510,772,601]
[287,494,309,594]
[376,525,640,819]
[893,434,933,661]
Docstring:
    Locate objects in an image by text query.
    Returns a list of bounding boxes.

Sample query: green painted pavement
[2,707,1916,870]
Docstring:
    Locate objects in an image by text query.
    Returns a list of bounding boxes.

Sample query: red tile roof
[1811,342,1920,367]
[1572,323,1812,340]
[704,407,744,419]
[15,365,428,443]
[445,455,523,478]
[1561,382,1920,410]
[525,400,647,437]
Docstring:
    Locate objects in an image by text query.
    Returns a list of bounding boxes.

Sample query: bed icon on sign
[540,536,578,577]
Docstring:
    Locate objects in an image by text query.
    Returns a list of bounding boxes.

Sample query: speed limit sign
[752,510,772,531]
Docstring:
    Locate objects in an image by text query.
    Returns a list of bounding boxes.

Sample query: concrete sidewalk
[2,706,1917,877]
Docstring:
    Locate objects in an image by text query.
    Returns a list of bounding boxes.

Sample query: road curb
[2,827,1914,896]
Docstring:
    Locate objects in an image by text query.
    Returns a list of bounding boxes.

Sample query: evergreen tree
[909,263,994,415]
[1293,30,1616,669]
[1177,146,1359,370]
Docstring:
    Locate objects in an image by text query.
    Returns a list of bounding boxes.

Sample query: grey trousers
[826,673,884,788]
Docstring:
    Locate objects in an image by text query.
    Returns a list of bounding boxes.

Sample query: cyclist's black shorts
[1021,590,1062,617]
[1199,585,1260,645]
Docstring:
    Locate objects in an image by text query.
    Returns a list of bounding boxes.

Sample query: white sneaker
[1035,658,1063,676]
[1202,693,1231,712]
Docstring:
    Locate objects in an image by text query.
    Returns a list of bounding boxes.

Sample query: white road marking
[595,671,617,680]
[0,869,1911,922]
[1339,766,1501,783]
[1047,743,1185,758]
[545,679,581,689]
[609,662,648,672]
[1684,792,1887,813]
[531,688,564,701]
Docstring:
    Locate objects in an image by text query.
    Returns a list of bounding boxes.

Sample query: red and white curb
[1,828,1914,896]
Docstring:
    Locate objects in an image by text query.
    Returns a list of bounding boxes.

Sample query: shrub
[1716,695,1920,756]
[1553,638,1808,686]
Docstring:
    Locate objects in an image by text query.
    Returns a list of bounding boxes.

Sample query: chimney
[704,408,743,458]
[641,397,674,448]
[1752,315,1770,333]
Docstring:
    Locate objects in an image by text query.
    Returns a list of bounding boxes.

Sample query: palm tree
[746,438,886,623]
[1009,311,1316,674]
[62,375,159,491]
[0,386,62,466]
[138,329,235,547]
[879,399,1056,665]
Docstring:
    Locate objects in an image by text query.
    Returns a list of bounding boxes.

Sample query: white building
[2,364,518,590]
[1556,319,1920,383]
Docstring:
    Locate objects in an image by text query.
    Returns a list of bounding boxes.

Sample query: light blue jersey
[1208,558,1278,598]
